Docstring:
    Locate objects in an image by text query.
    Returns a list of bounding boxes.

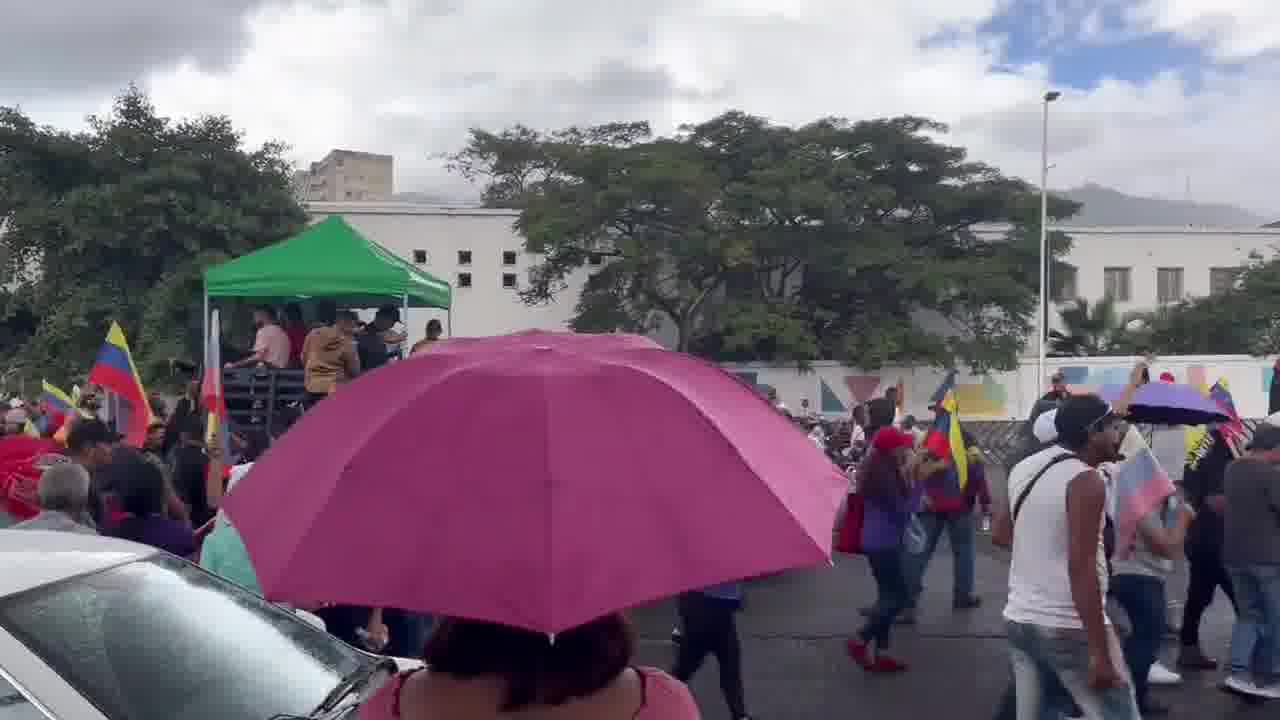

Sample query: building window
[457,250,472,266]
[344,190,353,199]
[502,250,518,266]
[1103,267,1131,302]
[1210,267,1243,295]
[1051,263,1077,302]
[1156,267,1184,304]
[412,250,428,265]
[502,273,518,289]
[457,272,472,288]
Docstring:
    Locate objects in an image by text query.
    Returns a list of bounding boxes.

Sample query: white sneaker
[1147,661,1182,686]
[1255,681,1280,700]
[1223,674,1271,698]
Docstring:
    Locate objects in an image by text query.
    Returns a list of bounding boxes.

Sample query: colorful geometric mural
[954,375,1009,417]
[1059,365,1134,391]
[843,375,882,404]
[820,379,847,414]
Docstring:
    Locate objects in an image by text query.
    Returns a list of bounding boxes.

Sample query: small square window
[502,273,518,289]
[412,250,427,264]
[588,252,604,266]
[457,272,472,288]
[502,250,518,266]
[457,250,473,266]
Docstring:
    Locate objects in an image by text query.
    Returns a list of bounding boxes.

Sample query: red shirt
[285,324,308,366]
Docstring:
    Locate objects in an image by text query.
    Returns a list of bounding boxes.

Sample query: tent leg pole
[402,293,409,358]
[447,308,452,338]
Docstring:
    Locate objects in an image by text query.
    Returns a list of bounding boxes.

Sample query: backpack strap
[1012,452,1080,526]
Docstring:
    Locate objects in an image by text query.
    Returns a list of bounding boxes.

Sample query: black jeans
[1110,574,1166,709]
[673,592,747,718]
[860,549,909,650]
[1180,552,1237,647]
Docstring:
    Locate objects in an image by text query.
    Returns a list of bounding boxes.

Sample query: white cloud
[10,0,1280,218]
[1130,0,1280,59]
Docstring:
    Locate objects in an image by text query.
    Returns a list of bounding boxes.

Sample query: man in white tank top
[1000,393,1140,720]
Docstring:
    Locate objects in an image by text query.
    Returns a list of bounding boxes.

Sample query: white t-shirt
[1004,446,1111,630]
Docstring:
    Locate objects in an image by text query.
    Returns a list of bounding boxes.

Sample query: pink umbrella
[224,330,846,633]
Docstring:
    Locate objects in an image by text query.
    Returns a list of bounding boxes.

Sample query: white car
[0,530,410,719]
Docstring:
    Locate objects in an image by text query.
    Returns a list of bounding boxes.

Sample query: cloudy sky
[4,1,1279,216]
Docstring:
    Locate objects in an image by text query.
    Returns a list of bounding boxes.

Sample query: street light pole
[1038,90,1061,395]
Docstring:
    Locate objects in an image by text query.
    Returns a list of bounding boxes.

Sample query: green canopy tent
[202,215,452,355]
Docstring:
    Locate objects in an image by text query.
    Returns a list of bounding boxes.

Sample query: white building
[304,202,1280,349]
[306,202,590,344]
[1027,225,1280,336]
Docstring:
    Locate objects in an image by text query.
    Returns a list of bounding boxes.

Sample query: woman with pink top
[360,613,700,720]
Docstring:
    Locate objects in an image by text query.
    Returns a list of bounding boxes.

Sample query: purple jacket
[859,459,922,552]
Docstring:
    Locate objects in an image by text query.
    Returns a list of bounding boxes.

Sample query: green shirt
[199,523,263,596]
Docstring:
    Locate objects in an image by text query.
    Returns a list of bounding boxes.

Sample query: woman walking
[847,427,942,673]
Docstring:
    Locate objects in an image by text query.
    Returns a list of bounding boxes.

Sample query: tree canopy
[450,111,1078,370]
[0,87,306,386]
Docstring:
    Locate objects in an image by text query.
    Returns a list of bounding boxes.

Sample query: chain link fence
[965,418,1264,472]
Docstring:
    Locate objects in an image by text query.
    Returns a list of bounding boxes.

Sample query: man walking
[1002,394,1140,719]
[1220,423,1280,698]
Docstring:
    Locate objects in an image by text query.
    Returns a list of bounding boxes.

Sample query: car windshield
[0,554,366,720]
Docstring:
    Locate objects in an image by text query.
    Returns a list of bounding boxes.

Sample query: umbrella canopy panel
[204,216,452,309]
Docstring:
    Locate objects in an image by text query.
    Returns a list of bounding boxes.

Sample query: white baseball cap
[1033,408,1060,443]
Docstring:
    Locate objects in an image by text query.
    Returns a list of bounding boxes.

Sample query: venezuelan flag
[924,375,969,489]
[87,322,152,447]
[40,381,75,415]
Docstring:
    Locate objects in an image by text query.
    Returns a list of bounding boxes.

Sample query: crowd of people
[3,338,1278,720]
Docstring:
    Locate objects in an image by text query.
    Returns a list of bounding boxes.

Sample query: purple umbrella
[1096,383,1230,426]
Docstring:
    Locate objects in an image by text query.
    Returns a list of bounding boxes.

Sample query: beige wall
[301,150,393,202]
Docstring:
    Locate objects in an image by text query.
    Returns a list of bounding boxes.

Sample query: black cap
[1248,424,1280,452]
[65,419,121,452]
[1055,394,1114,444]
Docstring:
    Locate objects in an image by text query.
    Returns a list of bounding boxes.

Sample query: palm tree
[1049,297,1120,356]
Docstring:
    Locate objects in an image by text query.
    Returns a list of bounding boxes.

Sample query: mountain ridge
[1059,183,1269,227]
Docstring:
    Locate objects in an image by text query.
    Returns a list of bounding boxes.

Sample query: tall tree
[0,87,306,385]
[450,111,1078,369]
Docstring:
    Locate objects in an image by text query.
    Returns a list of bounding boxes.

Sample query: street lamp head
[1044,91,1062,102]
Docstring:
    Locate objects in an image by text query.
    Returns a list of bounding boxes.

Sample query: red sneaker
[867,655,909,674]
[846,639,871,668]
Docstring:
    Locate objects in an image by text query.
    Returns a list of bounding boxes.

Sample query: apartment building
[296,150,394,202]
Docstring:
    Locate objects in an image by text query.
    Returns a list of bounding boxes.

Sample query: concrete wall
[723,354,1277,421]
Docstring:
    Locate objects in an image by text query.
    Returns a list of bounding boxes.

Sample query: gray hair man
[11,463,97,535]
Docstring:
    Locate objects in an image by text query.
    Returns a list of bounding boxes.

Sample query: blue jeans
[860,549,909,650]
[1227,564,1280,680]
[993,672,1078,720]
[905,511,976,609]
[1006,621,1140,720]
[1109,574,1166,709]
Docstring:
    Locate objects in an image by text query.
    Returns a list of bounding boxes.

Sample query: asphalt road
[629,539,1268,720]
